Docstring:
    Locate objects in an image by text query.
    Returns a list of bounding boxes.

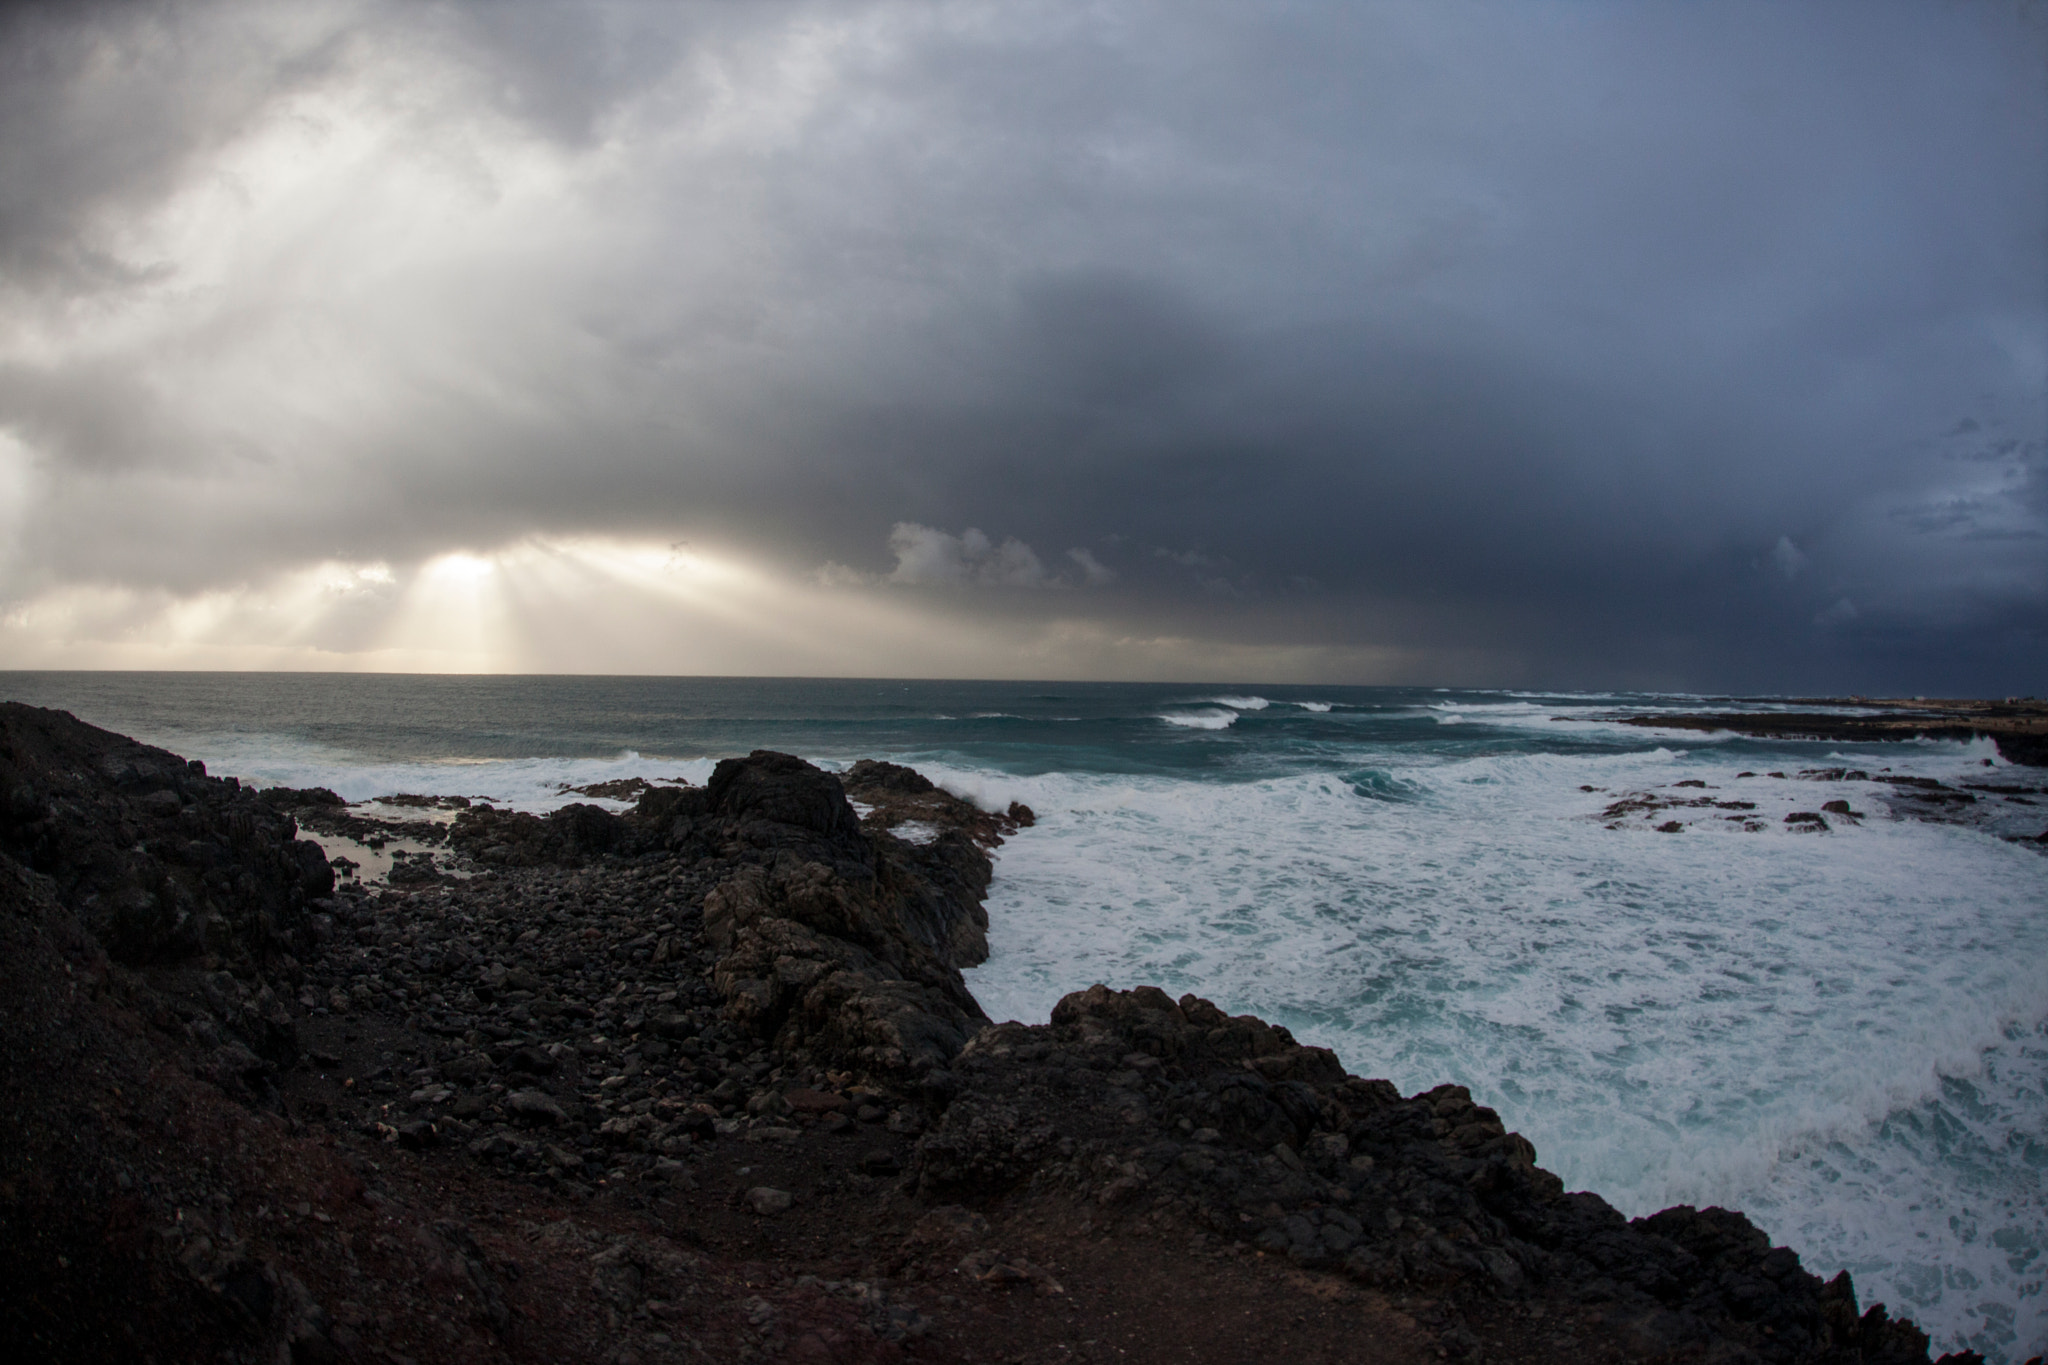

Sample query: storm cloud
[0,0,2041,689]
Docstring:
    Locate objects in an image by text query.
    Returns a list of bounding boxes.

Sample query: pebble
[745,1187,793,1216]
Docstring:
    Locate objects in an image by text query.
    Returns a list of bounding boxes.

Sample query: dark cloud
[0,0,2041,690]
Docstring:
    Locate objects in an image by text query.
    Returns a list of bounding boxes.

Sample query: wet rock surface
[0,705,1999,1363]
[1577,764,2048,849]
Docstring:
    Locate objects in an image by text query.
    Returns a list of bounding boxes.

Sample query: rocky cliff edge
[0,705,1995,1365]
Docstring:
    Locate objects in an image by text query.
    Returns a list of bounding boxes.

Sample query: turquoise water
[0,672,1719,776]
[4,672,2044,1361]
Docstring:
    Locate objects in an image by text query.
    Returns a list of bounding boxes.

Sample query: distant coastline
[1605,696,2048,767]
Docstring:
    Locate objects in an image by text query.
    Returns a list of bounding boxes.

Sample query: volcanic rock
[0,707,1987,1365]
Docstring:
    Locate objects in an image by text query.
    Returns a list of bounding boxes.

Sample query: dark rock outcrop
[448,800,627,868]
[0,710,1987,1365]
[707,749,867,844]
[688,752,993,1075]
[919,984,1980,1365]
[1997,732,2048,767]
[842,758,1036,852]
[0,703,326,967]
[440,751,1005,1076]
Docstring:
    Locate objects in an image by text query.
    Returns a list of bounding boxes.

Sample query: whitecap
[1156,709,1239,730]
[931,771,1029,813]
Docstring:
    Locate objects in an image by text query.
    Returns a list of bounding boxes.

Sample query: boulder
[690,752,995,1075]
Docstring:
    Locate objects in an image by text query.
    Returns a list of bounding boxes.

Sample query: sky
[0,0,2042,692]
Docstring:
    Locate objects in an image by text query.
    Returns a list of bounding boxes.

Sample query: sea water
[4,672,2043,1361]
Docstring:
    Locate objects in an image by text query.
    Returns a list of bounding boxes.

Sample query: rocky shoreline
[1604,697,2048,769]
[0,702,2009,1364]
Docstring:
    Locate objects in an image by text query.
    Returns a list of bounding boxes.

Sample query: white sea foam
[1157,709,1239,730]
[919,769,1036,814]
[964,746,2048,1361]
[1425,699,1644,732]
[1296,701,1335,712]
[1201,695,1272,710]
[177,734,715,812]
[1425,701,1563,725]
[1420,700,1844,745]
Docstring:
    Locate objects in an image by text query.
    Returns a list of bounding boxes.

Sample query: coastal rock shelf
[1576,767,2048,846]
[0,703,1998,1363]
[1604,697,2048,770]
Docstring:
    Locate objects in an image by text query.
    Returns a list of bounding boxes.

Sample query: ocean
[4,671,2043,1361]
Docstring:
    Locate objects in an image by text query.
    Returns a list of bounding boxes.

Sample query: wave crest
[1157,709,1239,730]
